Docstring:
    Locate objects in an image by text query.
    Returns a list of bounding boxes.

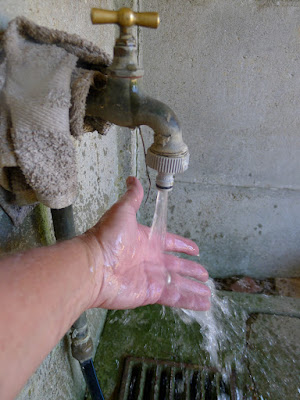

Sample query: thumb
[119,176,144,213]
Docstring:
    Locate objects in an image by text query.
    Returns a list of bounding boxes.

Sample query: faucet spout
[87,8,189,190]
[133,94,189,190]
[134,95,188,156]
[86,80,189,190]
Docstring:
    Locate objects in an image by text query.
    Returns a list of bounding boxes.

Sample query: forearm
[0,236,102,400]
[0,176,210,399]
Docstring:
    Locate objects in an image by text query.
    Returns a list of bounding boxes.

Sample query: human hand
[85,177,210,311]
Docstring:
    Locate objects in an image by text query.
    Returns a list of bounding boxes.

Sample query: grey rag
[0,17,112,225]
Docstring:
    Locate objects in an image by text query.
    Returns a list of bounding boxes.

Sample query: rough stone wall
[0,0,136,399]
[138,0,300,278]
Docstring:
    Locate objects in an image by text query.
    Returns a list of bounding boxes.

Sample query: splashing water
[149,189,228,366]
[179,279,229,368]
[149,189,244,374]
[174,281,249,399]
[177,279,240,370]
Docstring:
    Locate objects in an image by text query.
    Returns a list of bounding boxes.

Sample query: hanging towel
[0,17,112,224]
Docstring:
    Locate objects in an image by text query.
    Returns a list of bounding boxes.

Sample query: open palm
[89,177,210,311]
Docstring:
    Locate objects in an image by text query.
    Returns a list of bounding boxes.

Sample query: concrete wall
[0,0,136,398]
[138,0,300,279]
[1,0,300,397]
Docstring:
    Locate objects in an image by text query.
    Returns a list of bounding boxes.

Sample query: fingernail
[126,176,135,187]
[193,249,200,257]
[202,271,209,282]
[200,285,211,296]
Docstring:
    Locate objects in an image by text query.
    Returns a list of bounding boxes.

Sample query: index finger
[165,232,199,256]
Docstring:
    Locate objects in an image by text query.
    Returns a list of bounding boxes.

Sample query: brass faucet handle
[91,7,160,29]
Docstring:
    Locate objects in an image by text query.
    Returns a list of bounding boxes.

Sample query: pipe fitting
[146,149,189,175]
[71,334,94,364]
[146,150,189,190]
[155,173,174,191]
[70,314,94,363]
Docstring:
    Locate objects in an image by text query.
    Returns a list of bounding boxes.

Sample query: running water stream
[149,188,244,373]
[149,188,169,246]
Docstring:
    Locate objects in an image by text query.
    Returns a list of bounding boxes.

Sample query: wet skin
[85,176,211,311]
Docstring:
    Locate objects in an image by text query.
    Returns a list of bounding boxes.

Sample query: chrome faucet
[86,7,189,191]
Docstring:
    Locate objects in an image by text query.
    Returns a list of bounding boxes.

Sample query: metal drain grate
[118,357,236,400]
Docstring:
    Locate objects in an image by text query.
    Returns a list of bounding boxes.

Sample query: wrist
[77,232,104,309]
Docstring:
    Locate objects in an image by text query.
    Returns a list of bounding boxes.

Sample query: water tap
[86,7,189,191]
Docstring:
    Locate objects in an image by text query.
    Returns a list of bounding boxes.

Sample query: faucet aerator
[146,149,190,191]
[155,173,174,191]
